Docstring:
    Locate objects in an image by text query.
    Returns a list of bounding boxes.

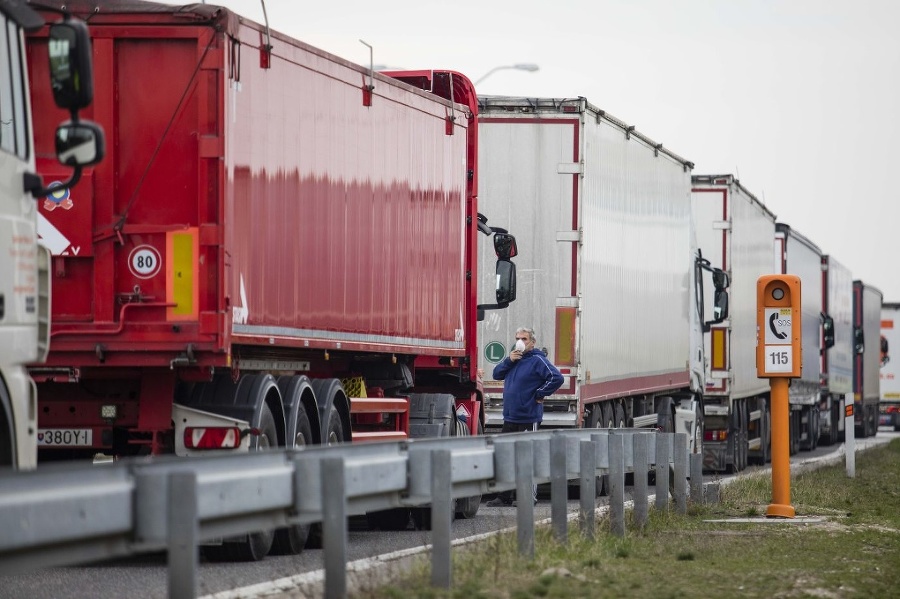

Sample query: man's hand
[510,350,523,362]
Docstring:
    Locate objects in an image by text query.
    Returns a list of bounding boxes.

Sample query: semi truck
[818,254,854,444]
[474,96,728,462]
[773,223,823,452]
[691,175,776,472]
[0,2,102,470]
[853,280,883,436]
[879,303,900,431]
[26,0,515,558]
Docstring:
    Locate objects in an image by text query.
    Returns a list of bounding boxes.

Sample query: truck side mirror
[49,18,94,111]
[712,268,729,290]
[56,121,104,166]
[713,289,728,321]
[854,327,864,355]
[821,314,835,350]
[496,259,516,305]
[493,233,518,260]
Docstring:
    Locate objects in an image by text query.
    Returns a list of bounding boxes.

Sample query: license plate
[37,429,93,447]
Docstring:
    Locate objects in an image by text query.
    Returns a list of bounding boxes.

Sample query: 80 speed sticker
[128,245,162,279]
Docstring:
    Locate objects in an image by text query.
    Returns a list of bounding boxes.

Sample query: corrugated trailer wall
[824,256,854,394]
[777,225,823,397]
[477,97,692,420]
[32,4,469,363]
[692,177,775,401]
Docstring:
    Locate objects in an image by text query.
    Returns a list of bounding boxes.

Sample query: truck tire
[271,378,313,555]
[204,402,278,562]
[583,403,608,497]
[407,393,456,530]
[455,417,483,519]
[306,403,347,547]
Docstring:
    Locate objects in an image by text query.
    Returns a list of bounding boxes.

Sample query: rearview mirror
[496,259,516,304]
[493,233,518,260]
[49,19,94,111]
[822,314,835,350]
[56,122,104,166]
[854,327,864,355]
[713,289,728,321]
[712,268,729,290]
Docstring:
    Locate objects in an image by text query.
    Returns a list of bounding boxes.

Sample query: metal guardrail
[0,429,703,599]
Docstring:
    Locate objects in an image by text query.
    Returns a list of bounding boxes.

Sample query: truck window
[0,15,29,160]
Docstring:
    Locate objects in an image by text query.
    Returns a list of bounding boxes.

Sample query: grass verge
[356,439,900,598]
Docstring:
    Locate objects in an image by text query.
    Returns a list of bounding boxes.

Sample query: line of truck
[0,0,891,563]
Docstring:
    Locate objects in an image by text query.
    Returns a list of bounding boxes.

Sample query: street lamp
[473,63,540,86]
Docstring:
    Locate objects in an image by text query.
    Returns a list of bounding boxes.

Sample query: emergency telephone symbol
[769,312,788,340]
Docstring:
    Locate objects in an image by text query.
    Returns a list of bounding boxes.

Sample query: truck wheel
[204,402,277,562]
[455,417,483,519]
[307,403,346,548]
[271,402,313,555]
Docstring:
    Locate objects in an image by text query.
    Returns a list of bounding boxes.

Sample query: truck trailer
[474,96,728,459]
[818,254,854,444]
[879,303,900,431]
[0,2,102,470]
[853,280,882,436]
[774,223,823,452]
[692,175,776,472]
[26,0,515,557]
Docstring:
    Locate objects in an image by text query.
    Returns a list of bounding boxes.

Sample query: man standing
[486,327,564,507]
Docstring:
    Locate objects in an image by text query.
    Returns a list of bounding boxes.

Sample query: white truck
[879,303,900,431]
[691,175,775,472]
[476,96,728,458]
[853,280,882,436]
[0,3,102,470]
[774,223,823,452]
[818,254,854,444]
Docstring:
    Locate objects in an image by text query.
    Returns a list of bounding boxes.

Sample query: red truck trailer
[26,0,515,554]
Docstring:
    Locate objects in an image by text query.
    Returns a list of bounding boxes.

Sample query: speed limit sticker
[128,245,162,279]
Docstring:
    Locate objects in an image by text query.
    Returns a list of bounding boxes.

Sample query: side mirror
[713,289,728,322]
[881,334,890,367]
[56,121,104,166]
[854,327,864,355]
[496,259,516,304]
[712,268,729,290]
[493,233,518,260]
[822,314,835,350]
[48,19,94,111]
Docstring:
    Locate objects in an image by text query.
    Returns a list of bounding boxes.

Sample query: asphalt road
[1,429,896,599]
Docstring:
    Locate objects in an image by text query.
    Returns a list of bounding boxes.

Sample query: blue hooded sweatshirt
[493,349,564,424]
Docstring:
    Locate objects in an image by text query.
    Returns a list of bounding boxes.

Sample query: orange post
[766,377,795,518]
[756,274,801,519]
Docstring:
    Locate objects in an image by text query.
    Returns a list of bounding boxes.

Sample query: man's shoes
[485,496,512,507]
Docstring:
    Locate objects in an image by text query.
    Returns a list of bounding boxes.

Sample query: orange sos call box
[756,275,802,378]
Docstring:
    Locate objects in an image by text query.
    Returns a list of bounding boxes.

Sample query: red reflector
[184,427,241,449]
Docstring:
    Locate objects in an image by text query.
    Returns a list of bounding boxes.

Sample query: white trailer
[879,303,900,431]
[691,175,776,472]
[853,281,882,437]
[774,223,823,452]
[818,254,854,444]
[476,96,727,456]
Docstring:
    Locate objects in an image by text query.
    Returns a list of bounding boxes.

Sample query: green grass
[358,440,900,598]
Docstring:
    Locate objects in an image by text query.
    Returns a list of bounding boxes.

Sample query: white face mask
[514,339,527,352]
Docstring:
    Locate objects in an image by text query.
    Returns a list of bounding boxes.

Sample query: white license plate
[38,429,93,446]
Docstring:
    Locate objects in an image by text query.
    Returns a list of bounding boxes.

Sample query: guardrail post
[515,439,535,558]
[550,432,567,544]
[431,449,452,589]
[690,452,704,504]
[322,456,347,599]
[632,433,650,530]
[168,469,198,599]
[608,432,625,537]
[673,433,688,514]
[579,439,596,539]
[655,433,671,512]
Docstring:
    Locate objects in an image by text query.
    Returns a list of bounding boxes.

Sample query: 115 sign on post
[756,275,801,378]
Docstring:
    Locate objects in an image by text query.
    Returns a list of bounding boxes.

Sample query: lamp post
[473,63,540,86]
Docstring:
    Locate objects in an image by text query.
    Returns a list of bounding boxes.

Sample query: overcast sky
[181,0,899,300]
